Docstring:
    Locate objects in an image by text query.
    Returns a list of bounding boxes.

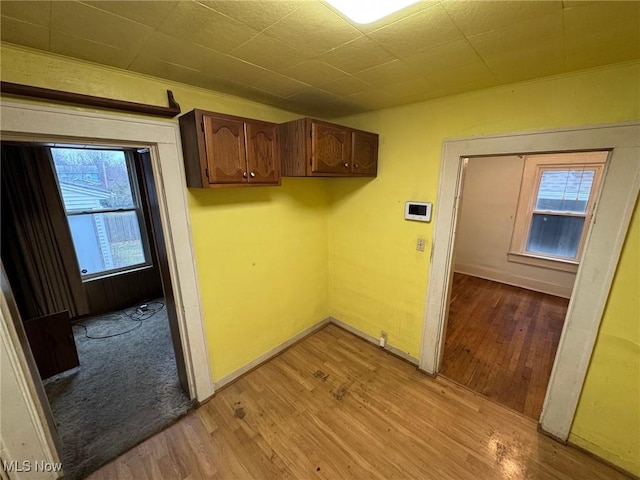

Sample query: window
[50,147,151,279]
[509,152,607,270]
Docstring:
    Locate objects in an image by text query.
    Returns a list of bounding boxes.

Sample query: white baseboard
[214,318,330,391]
[328,317,419,365]
[213,316,421,392]
[454,264,572,299]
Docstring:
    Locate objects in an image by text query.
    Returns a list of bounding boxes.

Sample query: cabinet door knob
[250,171,256,178]
[354,163,359,169]
[243,171,248,178]
[344,162,349,168]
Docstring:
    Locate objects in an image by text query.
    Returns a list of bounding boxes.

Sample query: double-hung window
[50,147,151,279]
[508,152,607,271]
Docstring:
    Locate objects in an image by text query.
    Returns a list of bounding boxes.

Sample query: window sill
[507,252,579,273]
[82,264,153,283]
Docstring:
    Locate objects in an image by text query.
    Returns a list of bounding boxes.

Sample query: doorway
[0,100,214,478]
[419,122,640,440]
[1,142,191,478]
[439,152,606,419]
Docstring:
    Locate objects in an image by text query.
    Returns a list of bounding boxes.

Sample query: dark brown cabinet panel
[279,117,378,177]
[246,121,280,184]
[311,121,352,174]
[179,109,280,188]
[351,131,378,176]
[203,115,246,184]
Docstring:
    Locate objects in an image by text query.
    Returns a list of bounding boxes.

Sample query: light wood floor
[88,324,625,480]
[442,274,568,420]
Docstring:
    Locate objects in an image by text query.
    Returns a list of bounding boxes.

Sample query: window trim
[50,147,153,281]
[509,151,607,266]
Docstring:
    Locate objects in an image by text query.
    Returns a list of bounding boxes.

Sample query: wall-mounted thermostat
[405,201,432,222]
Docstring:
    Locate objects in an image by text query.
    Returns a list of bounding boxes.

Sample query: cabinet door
[351,131,378,176]
[245,121,279,184]
[203,115,246,184]
[311,122,352,174]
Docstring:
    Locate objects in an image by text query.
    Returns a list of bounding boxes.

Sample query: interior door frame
[419,121,640,440]
[0,100,214,475]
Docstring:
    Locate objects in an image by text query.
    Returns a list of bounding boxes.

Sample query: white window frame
[508,152,607,272]
[51,147,154,280]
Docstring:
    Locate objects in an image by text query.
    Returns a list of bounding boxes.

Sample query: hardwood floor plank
[442,274,568,420]
[88,323,624,480]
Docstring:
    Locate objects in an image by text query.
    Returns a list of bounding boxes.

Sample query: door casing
[419,122,640,440]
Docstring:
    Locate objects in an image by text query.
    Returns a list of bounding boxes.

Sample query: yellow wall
[331,61,640,473]
[0,44,331,380]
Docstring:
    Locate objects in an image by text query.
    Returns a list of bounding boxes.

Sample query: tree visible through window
[50,147,150,278]
[509,152,607,268]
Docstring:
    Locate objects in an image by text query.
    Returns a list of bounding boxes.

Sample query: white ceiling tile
[318,36,395,74]
[262,1,363,56]
[156,2,260,54]
[442,0,563,37]
[367,3,466,57]
[81,1,179,28]
[1,15,50,50]
[200,0,304,31]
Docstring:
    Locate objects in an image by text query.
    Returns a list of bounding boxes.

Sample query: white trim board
[0,101,215,474]
[419,121,640,441]
[329,317,420,365]
[453,265,572,299]
[214,317,420,392]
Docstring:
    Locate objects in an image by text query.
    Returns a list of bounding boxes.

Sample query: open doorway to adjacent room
[439,151,607,420]
[1,142,192,479]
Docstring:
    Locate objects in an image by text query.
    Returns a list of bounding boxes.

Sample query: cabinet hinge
[205,168,209,178]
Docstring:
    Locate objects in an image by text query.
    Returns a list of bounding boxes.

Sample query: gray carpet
[44,300,193,479]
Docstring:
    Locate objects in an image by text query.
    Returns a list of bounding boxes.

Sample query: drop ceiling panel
[563,2,640,70]
[51,1,154,52]
[367,3,466,57]
[282,60,348,86]
[1,0,638,118]
[131,31,225,73]
[319,75,372,97]
[50,30,129,69]
[1,16,49,51]
[252,70,309,98]
[200,0,304,31]
[318,36,395,74]
[229,33,306,71]
[262,1,362,57]
[355,60,423,88]
[1,1,51,26]
[442,0,563,37]
[85,1,179,29]
[155,1,260,54]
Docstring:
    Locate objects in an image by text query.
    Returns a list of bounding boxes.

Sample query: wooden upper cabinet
[245,121,279,184]
[279,118,378,177]
[179,109,280,188]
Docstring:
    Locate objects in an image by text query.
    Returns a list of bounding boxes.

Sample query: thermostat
[405,201,432,222]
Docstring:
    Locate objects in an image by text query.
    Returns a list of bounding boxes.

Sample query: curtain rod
[0,81,181,118]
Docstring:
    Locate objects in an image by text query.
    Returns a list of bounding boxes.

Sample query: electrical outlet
[416,237,426,252]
